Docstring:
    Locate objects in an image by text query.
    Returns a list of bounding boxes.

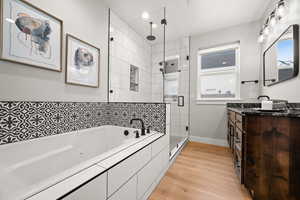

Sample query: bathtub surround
[0,126,168,200]
[0,102,166,145]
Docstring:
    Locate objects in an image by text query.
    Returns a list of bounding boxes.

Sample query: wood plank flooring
[148,142,252,200]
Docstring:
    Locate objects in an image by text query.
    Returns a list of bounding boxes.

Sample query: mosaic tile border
[0,102,166,145]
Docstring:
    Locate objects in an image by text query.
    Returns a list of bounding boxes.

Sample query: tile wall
[0,102,166,145]
[109,11,152,102]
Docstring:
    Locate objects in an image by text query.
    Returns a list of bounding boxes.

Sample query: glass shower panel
[163,37,190,156]
[108,8,165,103]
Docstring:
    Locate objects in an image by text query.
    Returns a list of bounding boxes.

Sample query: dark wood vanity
[227,104,300,200]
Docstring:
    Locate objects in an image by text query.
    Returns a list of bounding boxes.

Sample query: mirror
[263,24,299,86]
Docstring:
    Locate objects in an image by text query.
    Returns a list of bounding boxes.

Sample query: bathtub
[0,125,165,200]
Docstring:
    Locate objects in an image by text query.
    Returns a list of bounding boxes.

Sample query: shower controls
[134,130,140,138]
[146,126,151,134]
[124,130,129,136]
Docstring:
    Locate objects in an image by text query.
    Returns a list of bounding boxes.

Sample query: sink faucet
[130,118,146,136]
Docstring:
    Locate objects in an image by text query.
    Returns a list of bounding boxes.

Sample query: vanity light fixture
[263,20,270,36]
[257,0,288,43]
[142,11,149,20]
[277,0,287,18]
[269,10,277,27]
[258,30,265,43]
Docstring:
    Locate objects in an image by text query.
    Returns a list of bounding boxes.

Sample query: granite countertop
[227,103,300,118]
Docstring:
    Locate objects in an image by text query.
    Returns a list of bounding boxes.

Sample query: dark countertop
[227,103,300,118]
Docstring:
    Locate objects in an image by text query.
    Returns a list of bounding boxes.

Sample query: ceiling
[104,0,272,43]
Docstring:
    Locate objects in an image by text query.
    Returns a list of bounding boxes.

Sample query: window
[164,56,180,102]
[197,43,240,100]
[130,65,139,92]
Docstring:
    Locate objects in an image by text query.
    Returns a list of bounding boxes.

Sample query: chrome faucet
[130,118,146,136]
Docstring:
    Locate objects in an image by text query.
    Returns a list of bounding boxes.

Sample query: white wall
[109,11,152,102]
[189,21,261,143]
[260,0,300,102]
[0,0,109,102]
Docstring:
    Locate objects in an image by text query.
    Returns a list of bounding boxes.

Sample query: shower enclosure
[152,38,190,157]
[108,8,190,158]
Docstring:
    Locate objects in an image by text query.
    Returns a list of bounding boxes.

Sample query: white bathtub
[0,125,164,200]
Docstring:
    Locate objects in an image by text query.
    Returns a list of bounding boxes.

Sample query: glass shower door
[164,37,190,157]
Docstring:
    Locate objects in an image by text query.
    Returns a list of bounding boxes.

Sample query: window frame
[197,43,241,101]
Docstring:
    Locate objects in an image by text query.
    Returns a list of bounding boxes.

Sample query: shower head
[147,35,156,41]
[146,22,156,41]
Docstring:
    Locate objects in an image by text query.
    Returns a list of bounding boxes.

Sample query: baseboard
[189,136,228,147]
[170,137,188,161]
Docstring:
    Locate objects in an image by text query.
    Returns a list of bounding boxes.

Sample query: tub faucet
[130,118,146,136]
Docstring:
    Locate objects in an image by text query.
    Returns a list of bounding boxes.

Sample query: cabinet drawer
[228,111,236,122]
[137,147,169,200]
[108,175,137,200]
[60,172,107,200]
[151,135,169,158]
[235,127,243,143]
[236,114,243,130]
[108,145,151,197]
[29,166,106,200]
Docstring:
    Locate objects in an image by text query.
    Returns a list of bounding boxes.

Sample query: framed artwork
[0,0,63,71]
[66,34,100,88]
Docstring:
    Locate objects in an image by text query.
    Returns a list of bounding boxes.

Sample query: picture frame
[65,34,100,88]
[0,0,63,71]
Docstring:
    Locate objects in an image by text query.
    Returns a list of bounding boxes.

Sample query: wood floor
[148,142,252,200]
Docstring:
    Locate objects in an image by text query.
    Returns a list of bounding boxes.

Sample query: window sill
[196,99,242,105]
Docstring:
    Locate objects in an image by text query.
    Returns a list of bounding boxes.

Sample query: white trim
[169,137,188,159]
[189,136,228,147]
[198,43,240,54]
[197,43,241,101]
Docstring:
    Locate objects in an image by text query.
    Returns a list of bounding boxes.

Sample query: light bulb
[263,26,270,35]
[258,30,265,43]
[152,23,157,29]
[258,34,265,43]
[277,0,286,18]
[269,11,276,27]
[142,12,149,20]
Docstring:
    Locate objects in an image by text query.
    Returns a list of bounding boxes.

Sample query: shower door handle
[178,96,184,107]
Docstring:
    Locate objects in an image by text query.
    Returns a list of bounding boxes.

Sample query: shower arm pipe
[163,7,166,103]
[150,22,153,36]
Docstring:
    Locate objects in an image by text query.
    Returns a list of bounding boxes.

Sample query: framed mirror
[263,24,299,86]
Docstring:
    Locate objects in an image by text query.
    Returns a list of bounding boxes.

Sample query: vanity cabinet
[227,110,245,184]
[228,107,300,200]
[244,116,300,200]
